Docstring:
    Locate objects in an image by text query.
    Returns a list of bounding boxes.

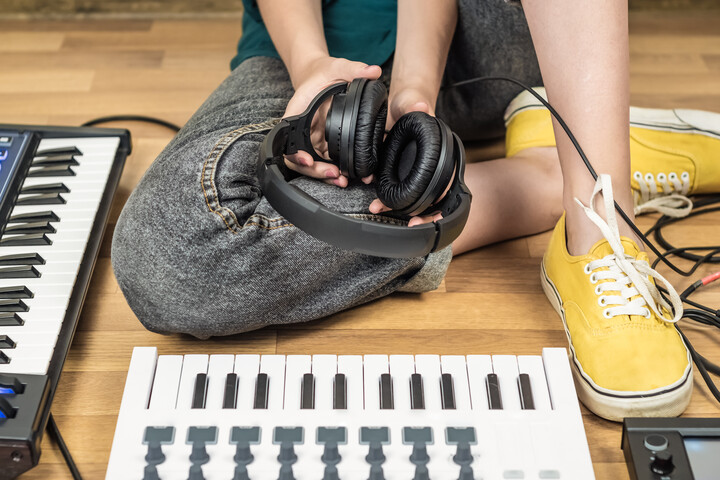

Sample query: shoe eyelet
[643,307,652,319]
[594,285,602,295]
[645,173,655,182]
[657,173,667,182]
[633,171,643,181]
[590,273,598,284]
[669,172,678,181]
[603,309,613,319]
[583,264,592,274]
[681,172,690,181]
[598,296,607,306]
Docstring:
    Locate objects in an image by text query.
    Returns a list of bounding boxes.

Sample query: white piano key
[234,354,260,410]
[1,318,63,335]
[37,136,120,153]
[148,355,183,410]
[205,354,235,410]
[3,294,68,310]
[542,347,581,413]
[118,347,158,411]
[517,355,552,411]
[491,355,521,411]
[414,355,442,411]
[441,355,472,410]
[363,354,388,411]
[0,275,77,290]
[0,331,58,346]
[467,355,492,410]
[259,354,286,410]
[175,354,208,409]
[388,355,414,411]
[0,283,74,298]
[337,355,363,411]
[284,354,311,410]
[311,354,337,411]
[0,355,51,374]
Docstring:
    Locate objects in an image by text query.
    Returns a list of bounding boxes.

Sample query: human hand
[369,86,447,226]
[283,56,381,187]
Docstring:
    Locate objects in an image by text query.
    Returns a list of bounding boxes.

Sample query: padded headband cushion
[376,112,443,212]
[353,80,388,178]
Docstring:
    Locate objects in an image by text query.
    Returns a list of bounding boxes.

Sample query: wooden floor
[2,11,720,480]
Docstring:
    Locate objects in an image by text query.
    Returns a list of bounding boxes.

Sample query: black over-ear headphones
[257,78,471,258]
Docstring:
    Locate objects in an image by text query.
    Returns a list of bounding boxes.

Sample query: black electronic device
[0,124,130,479]
[622,417,720,480]
[257,78,471,259]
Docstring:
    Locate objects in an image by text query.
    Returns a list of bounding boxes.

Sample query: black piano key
[20,183,70,194]
[0,286,33,299]
[379,373,394,409]
[4,222,56,235]
[300,373,315,409]
[32,155,80,167]
[27,165,76,177]
[35,146,82,157]
[0,351,9,364]
[486,373,503,410]
[410,373,425,410]
[15,193,66,206]
[0,265,41,278]
[0,233,52,246]
[0,313,24,327]
[253,373,269,409]
[0,253,45,266]
[8,211,60,223]
[0,336,16,348]
[333,373,347,410]
[191,373,208,409]
[441,373,456,410]
[223,373,238,409]
[0,299,28,312]
[518,373,535,410]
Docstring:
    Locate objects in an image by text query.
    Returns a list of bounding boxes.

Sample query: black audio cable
[46,413,83,480]
[81,114,181,133]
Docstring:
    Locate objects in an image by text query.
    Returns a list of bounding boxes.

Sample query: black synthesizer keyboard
[0,124,130,479]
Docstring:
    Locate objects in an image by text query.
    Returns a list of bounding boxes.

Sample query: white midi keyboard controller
[107,347,595,480]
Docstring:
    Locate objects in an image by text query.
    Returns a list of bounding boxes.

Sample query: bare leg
[521,0,640,255]
[453,147,563,255]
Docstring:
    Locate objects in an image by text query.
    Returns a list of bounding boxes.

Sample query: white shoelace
[633,171,692,218]
[575,174,683,323]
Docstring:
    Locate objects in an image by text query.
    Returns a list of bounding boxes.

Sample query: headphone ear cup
[376,112,447,213]
[353,80,388,178]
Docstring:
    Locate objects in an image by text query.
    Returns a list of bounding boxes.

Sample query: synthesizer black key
[410,373,425,410]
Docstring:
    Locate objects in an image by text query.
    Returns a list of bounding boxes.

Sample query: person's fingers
[369,198,390,214]
[407,212,442,227]
[285,156,344,181]
[361,174,374,184]
[284,150,314,168]
[323,175,348,188]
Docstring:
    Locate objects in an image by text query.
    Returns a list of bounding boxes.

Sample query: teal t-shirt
[231,0,397,70]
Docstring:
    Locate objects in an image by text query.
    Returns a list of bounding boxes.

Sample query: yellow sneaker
[505,87,720,217]
[541,174,693,421]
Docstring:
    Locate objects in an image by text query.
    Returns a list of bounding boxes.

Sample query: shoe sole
[540,260,693,422]
[505,87,720,140]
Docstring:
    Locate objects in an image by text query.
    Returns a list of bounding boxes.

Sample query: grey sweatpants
[111,0,542,338]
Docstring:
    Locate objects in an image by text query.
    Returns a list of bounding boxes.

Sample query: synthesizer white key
[148,355,183,410]
[0,355,51,375]
[259,355,286,411]
[234,354,260,410]
[284,355,311,410]
[414,355,442,411]
[175,354,208,409]
[466,355,492,410]
[542,348,581,413]
[116,347,157,411]
[491,355,522,411]
[205,354,235,410]
[311,354,336,411]
[441,355,472,410]
[388,355,414,410]
[363,355,389,411]
[337,355,363,411]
